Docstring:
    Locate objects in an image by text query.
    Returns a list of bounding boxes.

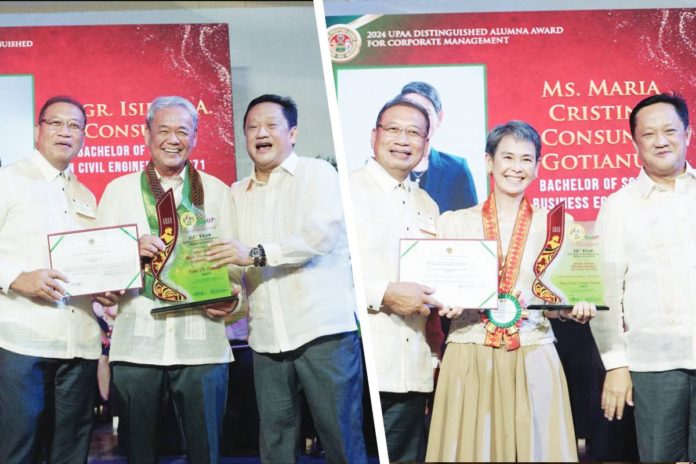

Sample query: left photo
[0,2,380,463]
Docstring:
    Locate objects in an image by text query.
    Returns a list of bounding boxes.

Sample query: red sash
[481,193,532,351]
[150,189,186,302]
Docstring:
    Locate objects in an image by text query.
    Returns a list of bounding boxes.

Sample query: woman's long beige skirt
[425,343,578,462]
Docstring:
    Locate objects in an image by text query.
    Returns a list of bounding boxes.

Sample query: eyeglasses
[40,118,84,133]
[377,124,427,141]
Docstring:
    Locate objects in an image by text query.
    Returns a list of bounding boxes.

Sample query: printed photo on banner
[337,65,488,207]
[0,75,34,167]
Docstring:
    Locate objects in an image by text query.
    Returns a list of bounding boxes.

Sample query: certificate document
[48,224,142,297]
[399,238,498,309]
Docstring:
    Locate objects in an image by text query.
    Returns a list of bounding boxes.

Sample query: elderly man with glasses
[0,95,118,463]
[348,96,443,463]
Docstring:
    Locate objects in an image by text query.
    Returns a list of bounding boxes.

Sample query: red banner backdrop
[328,8,696,221]
[0,24,235,200]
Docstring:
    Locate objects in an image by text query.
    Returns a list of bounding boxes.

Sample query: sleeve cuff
[224,292,248,325]
[600,350,629,371]
[365,279,389,313]
[0,265,23,295]
[262,242,281,267]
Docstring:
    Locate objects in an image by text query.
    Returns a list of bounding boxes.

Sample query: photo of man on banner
[336,65,488,207]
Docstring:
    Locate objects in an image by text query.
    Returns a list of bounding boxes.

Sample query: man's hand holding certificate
[399,239,499,311]
[48,224,142,297]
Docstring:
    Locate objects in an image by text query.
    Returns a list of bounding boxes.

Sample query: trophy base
[526,304,609,311]
[150,295,239,315]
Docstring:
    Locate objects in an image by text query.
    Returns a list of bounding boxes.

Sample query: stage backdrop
[327,8,696,305]
[327,8,696,222]
[0,24,235,200]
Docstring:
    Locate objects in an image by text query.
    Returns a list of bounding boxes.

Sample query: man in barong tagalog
[592,92,696,461]
[348,96,443,462]
[0,95,119,463]
[97,96,240,464]
[206,94,367,463]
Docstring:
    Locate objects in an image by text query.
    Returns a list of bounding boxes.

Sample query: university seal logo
[327,24,361,63]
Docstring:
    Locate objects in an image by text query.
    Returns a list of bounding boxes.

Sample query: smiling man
[400,81,478,213]
[207,94,367,463]
[348,96,442,462]
[592,92,696,461]
[97,96,239,464]
[0,96,107,463]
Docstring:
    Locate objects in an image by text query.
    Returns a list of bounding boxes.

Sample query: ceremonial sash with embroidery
[532,202,565,303]
[140,161,205,302]
[480,192,532,351]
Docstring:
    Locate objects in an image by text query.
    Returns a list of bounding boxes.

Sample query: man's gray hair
[146,96,198,131]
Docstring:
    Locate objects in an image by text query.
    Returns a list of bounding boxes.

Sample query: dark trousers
[0,347,97,464]
[222,344,260,454]
[380,391,428,463]
[550,319,639,461]
[112,362,228,464]
[253,331,367,464]
[632,369,696,461]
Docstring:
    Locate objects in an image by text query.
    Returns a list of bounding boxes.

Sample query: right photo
[321,1,696,462]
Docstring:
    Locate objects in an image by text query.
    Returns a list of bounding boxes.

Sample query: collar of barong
[144,160,204,209]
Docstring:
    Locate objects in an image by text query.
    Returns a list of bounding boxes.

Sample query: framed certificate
[48,224,142,297]
[399,238,498,309]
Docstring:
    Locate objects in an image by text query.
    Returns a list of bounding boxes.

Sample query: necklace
[410,169,426,185]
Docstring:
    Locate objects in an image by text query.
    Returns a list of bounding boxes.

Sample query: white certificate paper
[399,238,498,309]
[48,224,142,296]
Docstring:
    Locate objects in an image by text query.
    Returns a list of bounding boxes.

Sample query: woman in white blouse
[425,120,596,462]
